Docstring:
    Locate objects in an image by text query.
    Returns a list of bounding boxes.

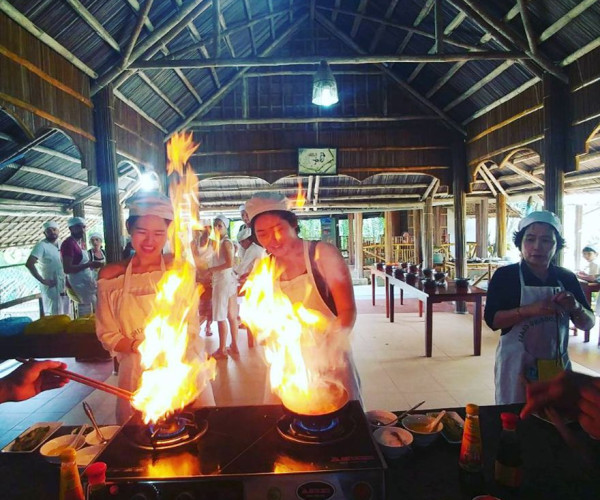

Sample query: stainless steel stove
[87,401,386,499]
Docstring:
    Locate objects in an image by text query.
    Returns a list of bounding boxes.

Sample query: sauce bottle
[458,404,485,496]
[59,447,85,500]
[494,412,522,488]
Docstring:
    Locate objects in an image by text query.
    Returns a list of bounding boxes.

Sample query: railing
[0,263,42,317]
[362,242,417,265]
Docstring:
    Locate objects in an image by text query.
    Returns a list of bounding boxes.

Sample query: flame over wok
[239,257,347,416]
[131,132,216,424]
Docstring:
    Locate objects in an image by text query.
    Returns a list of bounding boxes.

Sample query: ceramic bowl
[40,434,85,464]
[422,278,437,290]
[434,271,447,281]
[394,268,405,280]
[401,414,443,447]
[373,426,413,459]
[422,268,433,278]
[455,277,471,289]
[75,445,103,467]
[405,273,418,285]
[365,410,399,430]
[84,425,121,446]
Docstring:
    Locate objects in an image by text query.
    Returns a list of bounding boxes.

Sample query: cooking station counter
[2,404,599,499]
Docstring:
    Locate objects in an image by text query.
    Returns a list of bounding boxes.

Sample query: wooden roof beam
[121,0,154,69]
[0,184,76,200]
[0,0,97,78]
[167,13,309,139]
[449,0,567,83]
[138,72,185,118]
[113,89,167,133]
[189,115,440,127]
[242,0,257,55]
[64,0,121,52]
[317,6,483,52]
[132,52,527,70]
[92,0,209,94]
[350,0,369,38]
[480,163,508,196]
[501,161,544,188]
[315,12,466,136]
[7,165,88,186]
[198,183,433,194]
[368,0,399,52]
[539,0,597,44]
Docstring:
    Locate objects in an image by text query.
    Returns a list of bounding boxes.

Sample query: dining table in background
[371,266,487,357]
[577,279,600,344]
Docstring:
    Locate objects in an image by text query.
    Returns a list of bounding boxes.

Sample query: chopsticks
[396,400,426,421]
[16,358,132,401]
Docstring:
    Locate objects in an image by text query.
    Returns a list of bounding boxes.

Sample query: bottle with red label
[494,412,522,489]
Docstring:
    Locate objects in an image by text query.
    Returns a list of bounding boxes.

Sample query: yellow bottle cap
[465,403,479,415]
[60,446,77,461]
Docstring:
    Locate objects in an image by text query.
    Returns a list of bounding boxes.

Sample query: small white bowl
[85,425,120,446]
[401,414,443,447]
[365,410,398,430]
[40,434,85,464]
[76,445,103,467]
[373,427,413,459]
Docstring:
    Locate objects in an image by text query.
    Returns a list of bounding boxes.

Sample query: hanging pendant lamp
[312,60,339,106]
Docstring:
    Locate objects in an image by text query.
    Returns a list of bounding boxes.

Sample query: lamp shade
[312,60,339,106]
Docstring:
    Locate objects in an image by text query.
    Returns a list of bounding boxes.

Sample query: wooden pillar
[93,85,122,264]
[476,199,489,258]
[423,197,434,268]
[543,74,570,265]
[384,211,393,262]
[452,138,467,313]
[347,213,355,266]
[496,194,507,258]
[355,213,364,277]
[413,208,422,264]
[574,205,582,269]
[73,202,85,219]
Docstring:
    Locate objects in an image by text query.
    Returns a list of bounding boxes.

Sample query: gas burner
[277,412,356,445]
[124,411,208,451]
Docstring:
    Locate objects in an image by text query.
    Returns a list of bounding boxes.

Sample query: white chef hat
[237,226,252,242]
[88,232,103,242]
[214,214,229,227]
[43,221,59,230]
[239,203,246,212]
[126,191,174,220]
[67,216,86,227]
[245,192,290,223]
[518,210,562,235]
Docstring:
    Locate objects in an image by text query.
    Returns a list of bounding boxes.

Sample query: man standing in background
[25,221,69,315]
[60,217,101,316]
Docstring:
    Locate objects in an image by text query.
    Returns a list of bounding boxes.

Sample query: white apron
[264,241,363,406]
[43,246,68,316]
[67,242,97,313]
[494,263,571,405]
[116,258,215,423]
[211,237,235,321]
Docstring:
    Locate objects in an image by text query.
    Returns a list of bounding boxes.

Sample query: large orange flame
[131,131,216,424]
[239,257,347,416]
[295,178,306,209]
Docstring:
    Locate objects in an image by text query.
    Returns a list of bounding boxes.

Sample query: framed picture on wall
[298,148,337,175]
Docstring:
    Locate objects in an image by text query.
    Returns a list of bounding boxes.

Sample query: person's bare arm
[0,360,68,403]
[25,255,54,286]
[492,299,558,330]
[209,240,234,272]
[315,242,356,330]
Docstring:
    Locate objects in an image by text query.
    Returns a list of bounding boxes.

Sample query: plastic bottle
[458,404,485,496]
[59,447,85,500]
[494,412,522,488]
[84,462,107,494]
[459,403,483,472]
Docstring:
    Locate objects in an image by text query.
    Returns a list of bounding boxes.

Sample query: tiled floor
[1,284,599,450]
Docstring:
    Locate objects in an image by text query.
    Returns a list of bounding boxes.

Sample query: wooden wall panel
[0,13,95,176]
[114,98,166,175]
[191,125,454,187]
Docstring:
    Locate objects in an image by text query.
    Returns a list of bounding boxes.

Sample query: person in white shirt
[25,221,69,315]
[577,246,599,280]
[234,226,266,288]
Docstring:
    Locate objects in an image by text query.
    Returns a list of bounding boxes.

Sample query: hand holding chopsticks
[15,358,132,401]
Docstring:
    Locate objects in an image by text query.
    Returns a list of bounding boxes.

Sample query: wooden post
[72,202,85,219]
[384,211,393,262]
[93,85,123,264]
[347,213,355,266]
[355,212,364,278]
[574,205,583,269]
[543,74,570,266]
[452,138,467,313]
[423,197,434,268]
[413,208,422,264]
[496,193,507,258]
[477,199,489,258]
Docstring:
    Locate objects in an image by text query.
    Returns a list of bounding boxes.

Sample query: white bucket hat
[518,210,562,235]
[245,192,290,223]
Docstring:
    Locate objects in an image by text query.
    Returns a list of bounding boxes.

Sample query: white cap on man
[67,216,86,228]
[43,221,59,230]
[214,214,230,227]
[237,227,252,242]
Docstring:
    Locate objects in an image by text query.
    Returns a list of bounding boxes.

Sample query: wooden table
[371,267,486,357]
[578,280,600,344]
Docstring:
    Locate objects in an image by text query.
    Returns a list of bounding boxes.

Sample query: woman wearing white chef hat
[95,191,215,423]
[485,210,595,405]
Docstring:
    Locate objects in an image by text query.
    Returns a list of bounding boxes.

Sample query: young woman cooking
[95,192,215,423]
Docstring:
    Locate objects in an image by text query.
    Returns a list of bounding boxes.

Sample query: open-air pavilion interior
[1,1,600,487]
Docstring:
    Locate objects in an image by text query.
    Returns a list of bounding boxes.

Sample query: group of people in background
[26,217,104,317]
